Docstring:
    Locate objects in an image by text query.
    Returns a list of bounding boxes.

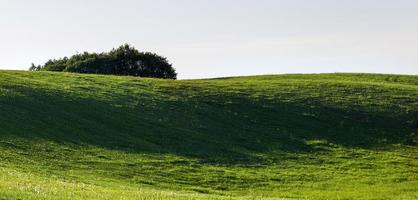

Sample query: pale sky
[0,0,417,79]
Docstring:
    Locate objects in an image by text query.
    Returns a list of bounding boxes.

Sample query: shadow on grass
[0,85,416,165]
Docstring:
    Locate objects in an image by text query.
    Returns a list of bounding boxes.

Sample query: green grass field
[0,70,417,199]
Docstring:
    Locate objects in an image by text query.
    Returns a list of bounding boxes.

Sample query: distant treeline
[30,44,177,79]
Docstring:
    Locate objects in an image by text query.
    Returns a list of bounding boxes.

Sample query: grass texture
[0,70,417,199]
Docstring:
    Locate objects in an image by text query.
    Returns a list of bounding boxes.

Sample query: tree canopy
[30,44,177,79]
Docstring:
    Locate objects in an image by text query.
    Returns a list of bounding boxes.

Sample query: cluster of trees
[30,44,177,79]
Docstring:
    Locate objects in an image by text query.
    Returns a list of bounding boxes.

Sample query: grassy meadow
[0,70,417,199]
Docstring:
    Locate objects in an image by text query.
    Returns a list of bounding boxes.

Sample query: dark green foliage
[31,44,177,79]
[29,63,41,71]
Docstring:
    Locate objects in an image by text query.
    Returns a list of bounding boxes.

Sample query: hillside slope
[0,71,417,199]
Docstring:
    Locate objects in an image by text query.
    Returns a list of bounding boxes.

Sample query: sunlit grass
[0,70,417,199]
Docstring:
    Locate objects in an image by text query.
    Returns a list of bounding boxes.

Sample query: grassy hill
[0,70,417,199]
